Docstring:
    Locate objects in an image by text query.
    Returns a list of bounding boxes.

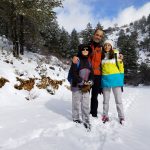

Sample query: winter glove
[81,84,91,93]
[80,81,93,93]
[84,80,93,86]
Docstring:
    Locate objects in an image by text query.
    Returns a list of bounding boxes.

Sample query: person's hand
[119,54,123,60]
[72,56,79,64]
[84,81,93,86]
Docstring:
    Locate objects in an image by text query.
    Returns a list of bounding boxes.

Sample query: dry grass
[0,77,9,88]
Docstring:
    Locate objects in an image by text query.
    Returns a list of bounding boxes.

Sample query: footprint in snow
[30,128,45,139]
[43,122,75,137]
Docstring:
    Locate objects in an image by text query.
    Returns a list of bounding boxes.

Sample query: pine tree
[117,31,138,83]
[147,14,150,25]
[127,31,138,74]
[0,17,8,36]
[141,38,150,52]
[70,29,80,57]
[139,14,150,52]
[147,14,150,38]
[95,22,103,30]
[139,63,150,85]
[133,21,139,31]
[117,29,126,48]
[138,16,147,33]
[0,0,62,57]
[41,18,61,54]
[81,23,93,44]
[59,27,70,58]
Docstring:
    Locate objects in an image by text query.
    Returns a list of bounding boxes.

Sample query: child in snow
[101,40,125,124]
[69,44,94,130]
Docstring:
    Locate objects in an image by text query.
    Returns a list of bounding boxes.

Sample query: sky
[56,0,150,32]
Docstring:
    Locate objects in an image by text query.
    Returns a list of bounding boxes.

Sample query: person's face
[93,30,104,43]
[104,43,112,52]
[81,47,89,56]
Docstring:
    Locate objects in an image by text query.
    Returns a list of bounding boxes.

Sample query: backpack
[114,53,124,92]
[67,60,91,84]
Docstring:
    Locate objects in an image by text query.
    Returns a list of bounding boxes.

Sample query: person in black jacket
[70,44,93,130]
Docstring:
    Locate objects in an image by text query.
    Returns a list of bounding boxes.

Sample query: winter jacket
[77,41,103,75]
[101,49,124,88]
[70,56,94,91]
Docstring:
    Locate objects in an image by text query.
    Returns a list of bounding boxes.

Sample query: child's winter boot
[102,115,109,123]
[83,122,91,131]
[119,118,125,125]
[73,119,82,124]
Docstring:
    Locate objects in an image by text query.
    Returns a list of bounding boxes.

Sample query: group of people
[68,29,125,130]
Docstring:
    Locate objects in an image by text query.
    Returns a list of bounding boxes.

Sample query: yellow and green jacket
[101,49,124,88]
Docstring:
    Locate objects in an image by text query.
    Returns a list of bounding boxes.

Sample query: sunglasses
[82,47,89,51]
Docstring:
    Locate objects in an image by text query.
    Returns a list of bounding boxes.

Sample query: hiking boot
[102,115,109,123]
[73,119,82,124]
[90,113,98,118]
[119,118,125,125]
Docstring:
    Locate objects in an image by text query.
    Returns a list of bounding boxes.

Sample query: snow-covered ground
[0,38,150,150]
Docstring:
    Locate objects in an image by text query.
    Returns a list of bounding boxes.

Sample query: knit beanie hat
[78,44,92,55]
[104,40,114,48]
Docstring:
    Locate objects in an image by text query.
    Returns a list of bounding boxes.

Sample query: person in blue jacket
[101,40,125,125]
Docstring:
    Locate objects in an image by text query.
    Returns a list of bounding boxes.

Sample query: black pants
[90,75,101,117]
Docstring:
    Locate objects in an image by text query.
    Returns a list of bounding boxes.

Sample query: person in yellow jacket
[101,40,125,125]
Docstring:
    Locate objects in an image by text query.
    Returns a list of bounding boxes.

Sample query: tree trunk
[13,16,19,57]
[19,15,24,55]
[11,0,19,57]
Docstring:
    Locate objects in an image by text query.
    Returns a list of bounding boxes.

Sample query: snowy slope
[106,25,150,65]
[0,37,150,150]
